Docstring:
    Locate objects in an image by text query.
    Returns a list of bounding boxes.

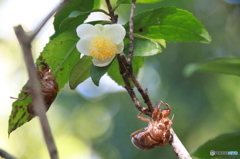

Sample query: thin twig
[13,0,71,158]
[0,149,16,159]
[30,0,70,41]
[128,0,136,62]
[105,0,117,23]
[119,53,154,113]
[117,55,151,116]
[105,0,192,158]
[169,129,192,159]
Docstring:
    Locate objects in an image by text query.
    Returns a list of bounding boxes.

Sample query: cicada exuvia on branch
[131,101,173,150]
[11,62,58,116]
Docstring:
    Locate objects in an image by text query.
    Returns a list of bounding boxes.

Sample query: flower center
[89,36,118,60]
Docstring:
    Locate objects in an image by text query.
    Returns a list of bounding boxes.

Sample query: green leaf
[117,0,163,4]
[8,31,80,135]
[133,33,166,48]
[193,132,240,158]
[52,0,94,38]
[91,63,111,86]
[124,38,162,56]
[8,86,34,136]
[58,11,92,33]
[69,56,92,89]
[125,7,211,43]
[108,57,144,86]
[184,58,240,77]
[93,0,101,9]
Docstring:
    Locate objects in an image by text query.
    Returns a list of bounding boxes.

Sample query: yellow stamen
[89,36,118,60]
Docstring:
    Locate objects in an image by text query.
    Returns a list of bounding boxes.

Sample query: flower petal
[92,56,115,67]
[76,24,101,40]
[95,24,104,31]
[102,24,126,45]
[76,39,91,55]
[116,41,124,53]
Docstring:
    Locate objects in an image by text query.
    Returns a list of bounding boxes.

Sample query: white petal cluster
[76,24,126,67]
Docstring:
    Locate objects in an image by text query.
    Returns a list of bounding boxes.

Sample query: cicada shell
[11,63,58,116]
[131,101,173,150]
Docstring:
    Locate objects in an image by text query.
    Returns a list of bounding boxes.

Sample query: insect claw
[131,101,173,150]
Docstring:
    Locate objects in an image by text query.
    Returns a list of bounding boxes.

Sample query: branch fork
[106,0,192,158]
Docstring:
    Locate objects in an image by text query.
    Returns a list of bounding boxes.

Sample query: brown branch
[119,53,154,113]
[105,1,191,158]
[105,0,117,23]
[13,0,71,158]
[117,55,152,116]
[105,0,147,113]
[0,149,16,159]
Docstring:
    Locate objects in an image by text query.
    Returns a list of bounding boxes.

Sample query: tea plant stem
[106,1,192,158]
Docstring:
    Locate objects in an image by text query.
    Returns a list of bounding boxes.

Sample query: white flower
[76,24,126,67]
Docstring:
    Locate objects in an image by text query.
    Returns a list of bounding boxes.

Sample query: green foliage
[193,132,240,158]
[117,0,163,4]
[125,7,211,43]
[90,63,111,86]
[184,58,240,77]
[58,11,92,34]
[124,38,162,56]
[6,0,240,158]
[8,0,212,141]
[133,33,166,48]
[8,31,80,134]
[8,86,33,135]
[37,31,80,89]
[52,0,94,38]
[69,56,92,89]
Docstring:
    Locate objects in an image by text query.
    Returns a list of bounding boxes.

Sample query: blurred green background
[0,0,240,158]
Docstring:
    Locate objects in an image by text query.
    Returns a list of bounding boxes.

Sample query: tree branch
[117,55,152,116]
[119,53,154,113]
[105,0,191,158]
[29,0,70,41]
[169,129,192,159]
[13,0,71,158]
[105,0,117,23]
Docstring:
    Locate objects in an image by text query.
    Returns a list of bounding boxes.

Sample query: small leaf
[69,56,92,89]
[193,132,240,158]
[117,0,163,4]
[125,7,211,43]
[91,63,111,86]
[124,38,162,56]
[184,58,240,77]
[9,31,80,134]
[52,0,94,38]
[108,57,144,86]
